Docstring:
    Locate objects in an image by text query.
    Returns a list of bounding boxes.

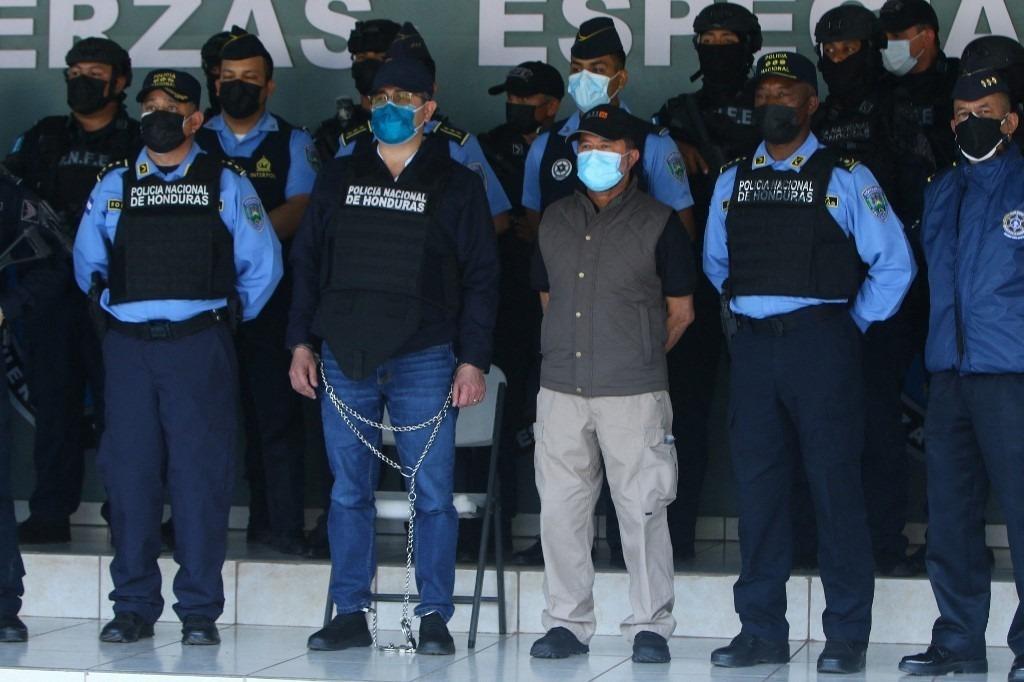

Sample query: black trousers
[729,309,874,642]
[925,372,1024,657]
[0,359,25,616]
[24,291,103,521]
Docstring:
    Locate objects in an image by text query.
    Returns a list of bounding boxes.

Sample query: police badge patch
[243,196,265,230]
[1003,210,1024,240]
[666,152,686,182]
[551,158,573,181]
[861,185,889,221]
[305,144,321,172]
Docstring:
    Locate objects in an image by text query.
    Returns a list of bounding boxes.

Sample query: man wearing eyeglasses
[288,57,498,655]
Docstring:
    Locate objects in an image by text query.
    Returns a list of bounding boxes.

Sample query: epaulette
[719,157,747,175]
[652,125,670,137]
[835,156,860,172]
[927,161,957,184]
[219,158,248,177]
[340,124,371,146]
[435,123,470,146]
[96,158,129,181]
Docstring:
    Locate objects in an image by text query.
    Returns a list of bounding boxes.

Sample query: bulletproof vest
[340,118,469,160]
[25,111,139,225]
[316,136,459,380]
[661,87,759,181]
[107,154,235,305]
[813,95,898,200]
[538,118,653,213]
[195,114,294,213]
[478,123,529,214]
[724,149,861,299]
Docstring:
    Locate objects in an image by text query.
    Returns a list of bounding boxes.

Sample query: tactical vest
[195,114,294,213]
[315,137,459,380]
[724,149,861,299]
[478,123,528,214]
[340,118,471,160]
[24,111,139,224]
[661,89,759,183]
[107,154,235,305]
[537,118,654,213]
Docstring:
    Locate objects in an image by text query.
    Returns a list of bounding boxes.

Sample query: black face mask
[219,80,263,119]
[505,102,540,134]
[67,75,110,115]
[351,59,381,97]
[955,114,1007,162]
[205,73,221,115]
[696,42,751,89]
[753,104,803,144]
[819,47,874,106]
[141,111,187,154]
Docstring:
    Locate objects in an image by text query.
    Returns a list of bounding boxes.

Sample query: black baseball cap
[754,51,819,94]
[488,61,565,99]
[952,68,1010,101]
[571,17,624,60]
[371,57,434,96]
[879,0,939,34]
[568,104,643,145]
[136,69,202,105]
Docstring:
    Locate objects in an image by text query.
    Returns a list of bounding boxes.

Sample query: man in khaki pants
[529,104,696,664]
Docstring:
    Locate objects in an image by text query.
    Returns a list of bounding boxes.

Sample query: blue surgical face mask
[882,32,923,77]
[577,149,625,192]
[370,101,424,145]
[568,69,621,113]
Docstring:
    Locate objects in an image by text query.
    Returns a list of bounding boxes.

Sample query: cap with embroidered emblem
[571,17,624,60]
[136,69,201,104]
[488,61,565,98]
[754,51,819,94]
[952,68,1010,101]
[568,104,644,145]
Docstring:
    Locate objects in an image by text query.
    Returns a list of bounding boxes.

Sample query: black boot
[307,612,372,651]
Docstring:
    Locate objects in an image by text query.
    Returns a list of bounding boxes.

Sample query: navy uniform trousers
[0,365,25,617]
[925,372,1024,657]
[100,324,238,624]
[729,308,874,642]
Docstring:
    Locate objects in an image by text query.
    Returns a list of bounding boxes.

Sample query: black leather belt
[108,308,230,341]
[735,304,846,336]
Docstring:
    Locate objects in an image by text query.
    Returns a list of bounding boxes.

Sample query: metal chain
[319,361,453,654]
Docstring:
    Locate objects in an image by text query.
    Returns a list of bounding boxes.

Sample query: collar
[376,144,418,180]
[134,143,203,181]
[204,110,277,138]
[578,178,639,216]
[750,133,822,171]
[961,142,1021,183]
[559,101,633,138]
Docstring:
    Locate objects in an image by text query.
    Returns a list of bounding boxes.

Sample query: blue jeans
[320,342,458,621]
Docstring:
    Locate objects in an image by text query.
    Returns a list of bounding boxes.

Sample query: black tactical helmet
[348,19,402,55]
[692,3,763,53]
[960,35,1024,74]
[65,37,132,87]
[201,31,232,74]
[815,5,881,45]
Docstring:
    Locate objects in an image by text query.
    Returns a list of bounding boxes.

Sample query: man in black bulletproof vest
[5,37,139,545]
[288,56,498,656]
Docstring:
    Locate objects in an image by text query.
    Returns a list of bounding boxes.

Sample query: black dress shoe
[817,640,867,674]
[307,612,371,651]
[898,645,987,675]
[418,612,455,655]
[1009,654,1024,682]
[17,516,70,544]
[269,531,308,556]
[0,615,27,643]
[632,631,670,663]
[181,615,220,645]
[530,627,589,659]
[711,633,790,668]
[100,612,154,643]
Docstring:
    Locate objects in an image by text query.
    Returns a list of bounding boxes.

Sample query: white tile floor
[0,617,1017,682]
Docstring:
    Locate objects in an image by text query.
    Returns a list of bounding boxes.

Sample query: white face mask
[568,70,621,113]
[882,33,923,76]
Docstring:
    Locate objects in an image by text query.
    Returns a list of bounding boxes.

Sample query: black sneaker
[530,627,589,659]
[17,516,70,544]
[632,631,670,663]
[307,612,372,651]
[711,632,790,667]
[181,614,220,645]
[100,612,154,643]
[418,612,455,655]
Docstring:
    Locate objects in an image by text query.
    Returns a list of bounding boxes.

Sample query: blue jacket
[923,145,1024,374]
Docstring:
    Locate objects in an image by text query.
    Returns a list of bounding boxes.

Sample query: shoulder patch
[220,158,248,177]
[719,157,747,175]
[862,185,889,222]
[243,196,265,230]
[436,124,470,146]
[96,158,129,181]
[835,156,860,172]
[341,124,371,146]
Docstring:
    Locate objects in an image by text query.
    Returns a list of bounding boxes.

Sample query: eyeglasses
[370,90,425,108]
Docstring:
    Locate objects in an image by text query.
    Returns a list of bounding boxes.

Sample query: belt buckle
[147,320,172,340]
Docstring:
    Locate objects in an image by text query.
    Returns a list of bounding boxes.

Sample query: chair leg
[493,494,507,636]
[468,492,494,650]
[323,565,335,628]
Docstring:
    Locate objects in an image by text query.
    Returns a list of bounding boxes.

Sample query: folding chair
[322,366,508,649]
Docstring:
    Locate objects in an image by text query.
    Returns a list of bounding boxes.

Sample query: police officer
[704,52,915,673]
[200,30,232,119]
[960,36,1024,148]
[5,37,139,545]
[898,68,1024,682]
[195,28,318,555]
[0,169,74,643]
[335,23,513,225]
[312,19,401,163]
[651,1,760,560]
[73,69,282,645]
[288,56,498,655]
[464,61,562,562]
